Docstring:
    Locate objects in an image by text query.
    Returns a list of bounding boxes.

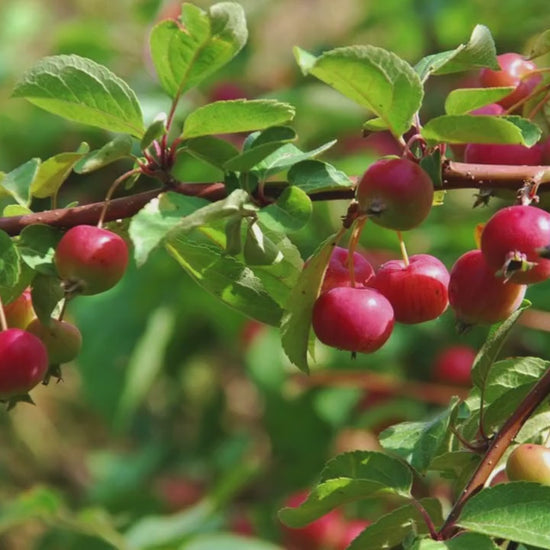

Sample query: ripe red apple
[481,205,550,284]
[336,519,370,550]
[464,142,543,165]
[4,288,35,329]
[356,158,434,231]
[506,444,550,485]
[55,225,129,295]
[448,249,526,326]
[0,329,48,401]
[26,318,82,364]
[312,287,394,354]
[281,491,344,550]
[479,53,541,110]
[319,246,375,293]
[433,345,476,386]
[370,254,449,324]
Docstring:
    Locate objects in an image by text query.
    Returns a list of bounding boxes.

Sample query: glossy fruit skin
[282,491,344,550]
[479,53,541,109]
[0,329,48,399]
[356,158,434,231]
[312,287,394,353]
[481,205,550,284]
[26,318,82,364]
[448,249,526,326]
[464,142,543,166]
[55,225,129,295]
[320,246,375,293]
[433,345,476,386]
[506,444,550,485]
[4,288,35,329]
[370,254,449,324]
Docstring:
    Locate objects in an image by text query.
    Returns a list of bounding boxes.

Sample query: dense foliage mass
[2,1,550,548]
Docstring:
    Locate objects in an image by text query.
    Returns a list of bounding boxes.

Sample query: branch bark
[1,161,549,236]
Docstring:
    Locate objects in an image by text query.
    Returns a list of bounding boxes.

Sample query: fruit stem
[411,498,441,541]
[97,168,141,228]
[438,364,550,538]
[0,296,7,331]
[58,297,68,322]
[347,216,367,287]
[397,231,409,267]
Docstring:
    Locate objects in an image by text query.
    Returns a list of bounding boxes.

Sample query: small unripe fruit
[448,250,526,326]
[55,225,129,295]
[506,444,550,485]
[26,318,82,364]
[4,288,35,329]
[356,158,434,231]
[479,53,541,110]
[312,287,394,353]
[0,329,48,400]
[370,254,449,324]
[481,205,550,284]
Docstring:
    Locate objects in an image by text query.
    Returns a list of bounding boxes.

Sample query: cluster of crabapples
[0,225,128,407]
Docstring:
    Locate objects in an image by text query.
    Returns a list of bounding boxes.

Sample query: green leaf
[258,186,312,233]
[0,230,20,288]
[182,99,295,138]
[185,533,283,550]
[185,136,240,170]
[74,135,134,174]
[458,483,550,548]
[140,113,167,151]
[528,29,550,59]
[411,533,500,549]
[1,158,40,207]
[12,54,145,137]
[415,25,498,81]
[280,232,343,372]
[243,221,284,266]
[429,451,480,480]
[379,401,458,473]
[165,238,283,326]
[279,451,412,528]
[0,263,34,305]
[17,224,63,276]
[149,2,247,98]
[421,115,541,146]
[471,300,531,389]
[115,306,176,430]
[129,193,211,266]
[287,160,354,193]
[30,273,64,324]
[295,45,422,137]
[223,126,297,172]
[347,498,443,550]
[252,140,338,179]
[31,150,87,198]
[444,87,515,115]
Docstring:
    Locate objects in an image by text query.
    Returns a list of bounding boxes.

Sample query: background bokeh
[1,1,550,548]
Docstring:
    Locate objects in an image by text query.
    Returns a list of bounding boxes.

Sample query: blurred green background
[1,1,550,548]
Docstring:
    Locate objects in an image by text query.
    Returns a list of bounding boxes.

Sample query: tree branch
[2,161,550,236]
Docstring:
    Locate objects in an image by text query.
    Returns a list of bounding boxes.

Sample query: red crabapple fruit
[0,329,48,401]
[481,205,550,284]
[356,158,434,231]
[479,53,541,110]
[448,249,526,326]
[464,142,543,166]
[312,287,394,353]
[55,225,129,295]
[370,254,449,324]
[4,288,35,329]
[320,246,375,293]
[433,345,476,386]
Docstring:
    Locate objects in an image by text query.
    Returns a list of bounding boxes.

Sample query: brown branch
[2,161,550,237]
[438,364,550,538]
[291,370,468,406]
